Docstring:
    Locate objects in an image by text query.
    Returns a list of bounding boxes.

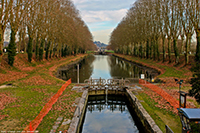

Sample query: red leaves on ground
[0,93,17,110]
[139,79,179,113]
[0,93,17,120]
[0,71,28,84]
[20,75,55,85]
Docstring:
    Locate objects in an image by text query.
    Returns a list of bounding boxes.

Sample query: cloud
[81,9,127,23]
[73,0,134,11]
[92,28,114,44]
[71,0,136,44]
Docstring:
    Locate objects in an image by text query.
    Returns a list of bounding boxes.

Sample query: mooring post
[77,64,79,84]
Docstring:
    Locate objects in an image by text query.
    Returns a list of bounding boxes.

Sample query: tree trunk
[0,27,4,53]
[49,39,54,58]
[45,41,50,60]
[168,37,171,63]
[180,36,184,55]
[27,36,33,62]
[35,37,39,61]
[162,36,166,62]
[8,28,17,66]
[185,35,189,65]
[18,31,22,53]
[140,43,143,58]
[156,38,160,61]
[0,32,3,52]
[146,39,149,59]
[153,39,156,60]
[195,29,200,62]
[150,40,153,59]
[173,38,179,64]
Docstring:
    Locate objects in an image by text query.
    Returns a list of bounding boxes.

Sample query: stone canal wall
[68,90,88,133]
[126,89,162,133]
[68,89,162,133]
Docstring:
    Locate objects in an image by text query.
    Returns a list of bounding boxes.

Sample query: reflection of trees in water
[58,55,95,82]
[108,56,131,78]
[108,56,142,78]
[79,55,95,82]
[108,56,154,79]
[87,95,126,113]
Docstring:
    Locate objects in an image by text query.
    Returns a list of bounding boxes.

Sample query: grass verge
[114,54,192,78]
[135,88,182,132]
[0,54,87,132]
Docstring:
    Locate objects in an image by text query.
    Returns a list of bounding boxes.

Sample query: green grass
[37,84,82,132]
[0,54,87,132]
[105,50,115,53]
[0,68,7,74]
[0,85,61,131]
[136,90,182,133]
[0,84,82,132]
[86,51,94,54]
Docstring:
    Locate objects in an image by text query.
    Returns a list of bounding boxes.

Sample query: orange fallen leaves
[0,93,18,120]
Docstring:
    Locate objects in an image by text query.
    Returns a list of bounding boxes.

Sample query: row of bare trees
[0,0,95,65]
[109,0,200,65]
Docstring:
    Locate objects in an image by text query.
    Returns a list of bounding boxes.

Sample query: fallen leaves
[143,89,177,114]
[0,92,17,110]
[0,93,18,120]
[0,71,28,84]
[20,75,55,85]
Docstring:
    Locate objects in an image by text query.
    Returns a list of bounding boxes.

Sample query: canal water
[56,55,159,83]
[79,95,145,133]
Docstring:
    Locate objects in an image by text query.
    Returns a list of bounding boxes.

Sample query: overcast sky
[72,0,136,44]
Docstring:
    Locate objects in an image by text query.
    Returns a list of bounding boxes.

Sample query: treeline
[0,0,95,66]
[109,0,200,65]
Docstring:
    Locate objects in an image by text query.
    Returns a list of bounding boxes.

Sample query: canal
[56,55,159,83]
[79,94,145,133]
[60,54,161,133]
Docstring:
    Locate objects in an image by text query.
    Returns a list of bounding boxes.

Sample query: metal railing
[165,125,174,133]
[84,78,130,90]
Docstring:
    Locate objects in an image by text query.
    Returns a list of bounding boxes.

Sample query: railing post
[77,64,79,84]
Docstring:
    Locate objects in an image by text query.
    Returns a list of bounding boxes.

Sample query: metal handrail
[165,125,174,133]
[84,78,130,89]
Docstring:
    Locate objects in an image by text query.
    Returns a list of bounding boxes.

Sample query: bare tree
[0,0,11,52]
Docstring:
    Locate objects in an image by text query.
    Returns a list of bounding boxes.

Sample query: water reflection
[81,95,139,133]
[56,56,95,83]
[91,55,112,79]
[56,55,158,83]
[108,56,157,80]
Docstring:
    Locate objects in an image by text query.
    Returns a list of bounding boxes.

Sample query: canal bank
[0,54,88,132]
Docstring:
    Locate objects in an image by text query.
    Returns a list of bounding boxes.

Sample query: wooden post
[77,64,79,84]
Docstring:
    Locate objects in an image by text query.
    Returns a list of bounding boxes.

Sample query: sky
[72,0,136,44]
